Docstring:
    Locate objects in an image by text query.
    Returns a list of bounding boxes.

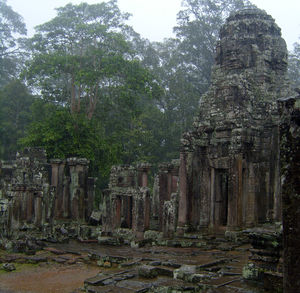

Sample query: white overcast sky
[6,0,300,51]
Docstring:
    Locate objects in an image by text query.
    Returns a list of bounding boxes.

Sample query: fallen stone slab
[116,280,153,291]
[130,238,152,248]
[55,226,68,236]
[44,247,66,255]
[108,255,128,264]
[161,260,181,268]
[64,250,81,256]
[88,251,108,261]
[86,285,135,293]
[155,266,174,277]
[120,258,142,268]
[186,273,212,283]
[166,240,182,247]
[174,265,197,281]
[58,237,69,243]
[24,256,47,264]
[85,274,113,286]
[147,261,161,266]
[98,236,124,246]
[138,265,158,278]
[197,258,228,270]
[264,271,283,292]
[85,270,136,287]
[2,263,16,271]
[51,257,67,263]
[0,254,18,262]
[89,211,102,226]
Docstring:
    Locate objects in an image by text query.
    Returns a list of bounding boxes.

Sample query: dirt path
[0,261,100,293]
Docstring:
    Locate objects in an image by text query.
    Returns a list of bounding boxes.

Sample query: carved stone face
[216,9,287,75]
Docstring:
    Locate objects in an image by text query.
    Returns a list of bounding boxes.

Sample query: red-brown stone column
[137,164,151,187]
[51,159,66,219]
[34,192,43,228]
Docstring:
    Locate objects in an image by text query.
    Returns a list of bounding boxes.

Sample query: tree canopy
[0,0,27,87]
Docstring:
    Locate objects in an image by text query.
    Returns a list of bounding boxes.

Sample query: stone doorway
[120,196,133,229]
[214,171,228,226]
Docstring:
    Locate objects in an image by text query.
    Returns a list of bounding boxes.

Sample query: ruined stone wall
[0,148,95,237]
[178,9,294,235]
[0,148,53,235]
[101,163,151,237]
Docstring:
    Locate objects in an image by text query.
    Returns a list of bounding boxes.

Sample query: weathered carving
[177,9,293,236]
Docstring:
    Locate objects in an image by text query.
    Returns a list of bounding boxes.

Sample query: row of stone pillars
[51,158,94,223]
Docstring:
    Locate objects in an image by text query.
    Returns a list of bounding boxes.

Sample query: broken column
[158,160,180,232]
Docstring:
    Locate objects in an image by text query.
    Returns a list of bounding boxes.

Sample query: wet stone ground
[0,231,265,293]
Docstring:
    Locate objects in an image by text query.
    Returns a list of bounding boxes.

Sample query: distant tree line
[1,0,299,188]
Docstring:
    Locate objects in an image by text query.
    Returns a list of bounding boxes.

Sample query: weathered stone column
[101,189,113,235]
[279,96,300,292]
[227,154,243,232]
[177,150,188,236]
[34,191,43,228]
[137,163,151,187]
[171,160,180,194]
[67,158,89,222]
[51,159,66,219]
[87,177,95,219]
[158,163,170,231]
[132,187,150,238]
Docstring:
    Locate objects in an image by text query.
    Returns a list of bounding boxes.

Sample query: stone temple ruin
[0,147,95,237]
[1,7,300,293]
[177,8,292,236]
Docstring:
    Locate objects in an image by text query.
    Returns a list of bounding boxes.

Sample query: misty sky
[6,0,300,51]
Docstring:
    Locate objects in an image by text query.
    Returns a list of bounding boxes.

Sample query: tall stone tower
[177,9,293,235]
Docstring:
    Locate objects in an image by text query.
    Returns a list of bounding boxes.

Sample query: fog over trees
[1,0,300,188]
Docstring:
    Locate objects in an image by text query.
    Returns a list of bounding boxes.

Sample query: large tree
[23,1,159,120]
[0,79,34,159]
[21,1,162,182]
[133,0,256,163]
[174,0,255,95]
[0,0,27,87]
[288,40,300,89]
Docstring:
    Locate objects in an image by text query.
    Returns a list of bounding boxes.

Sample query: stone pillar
[163,193,179,238]
[87,177,95,219]
[67,158,89,222]
[101,189,112,235]
[51,159,66,219]
[177,150,188,236]
[112,195,122,230]
[279,96,300,292]
[158,164,169,231]
[132,187,150,238]
[227,154,243,232]
[10,186,22,232]
[137,164,151,187]
[171,160,180,193]
[151,175,159,216]
[34,191,43,228]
